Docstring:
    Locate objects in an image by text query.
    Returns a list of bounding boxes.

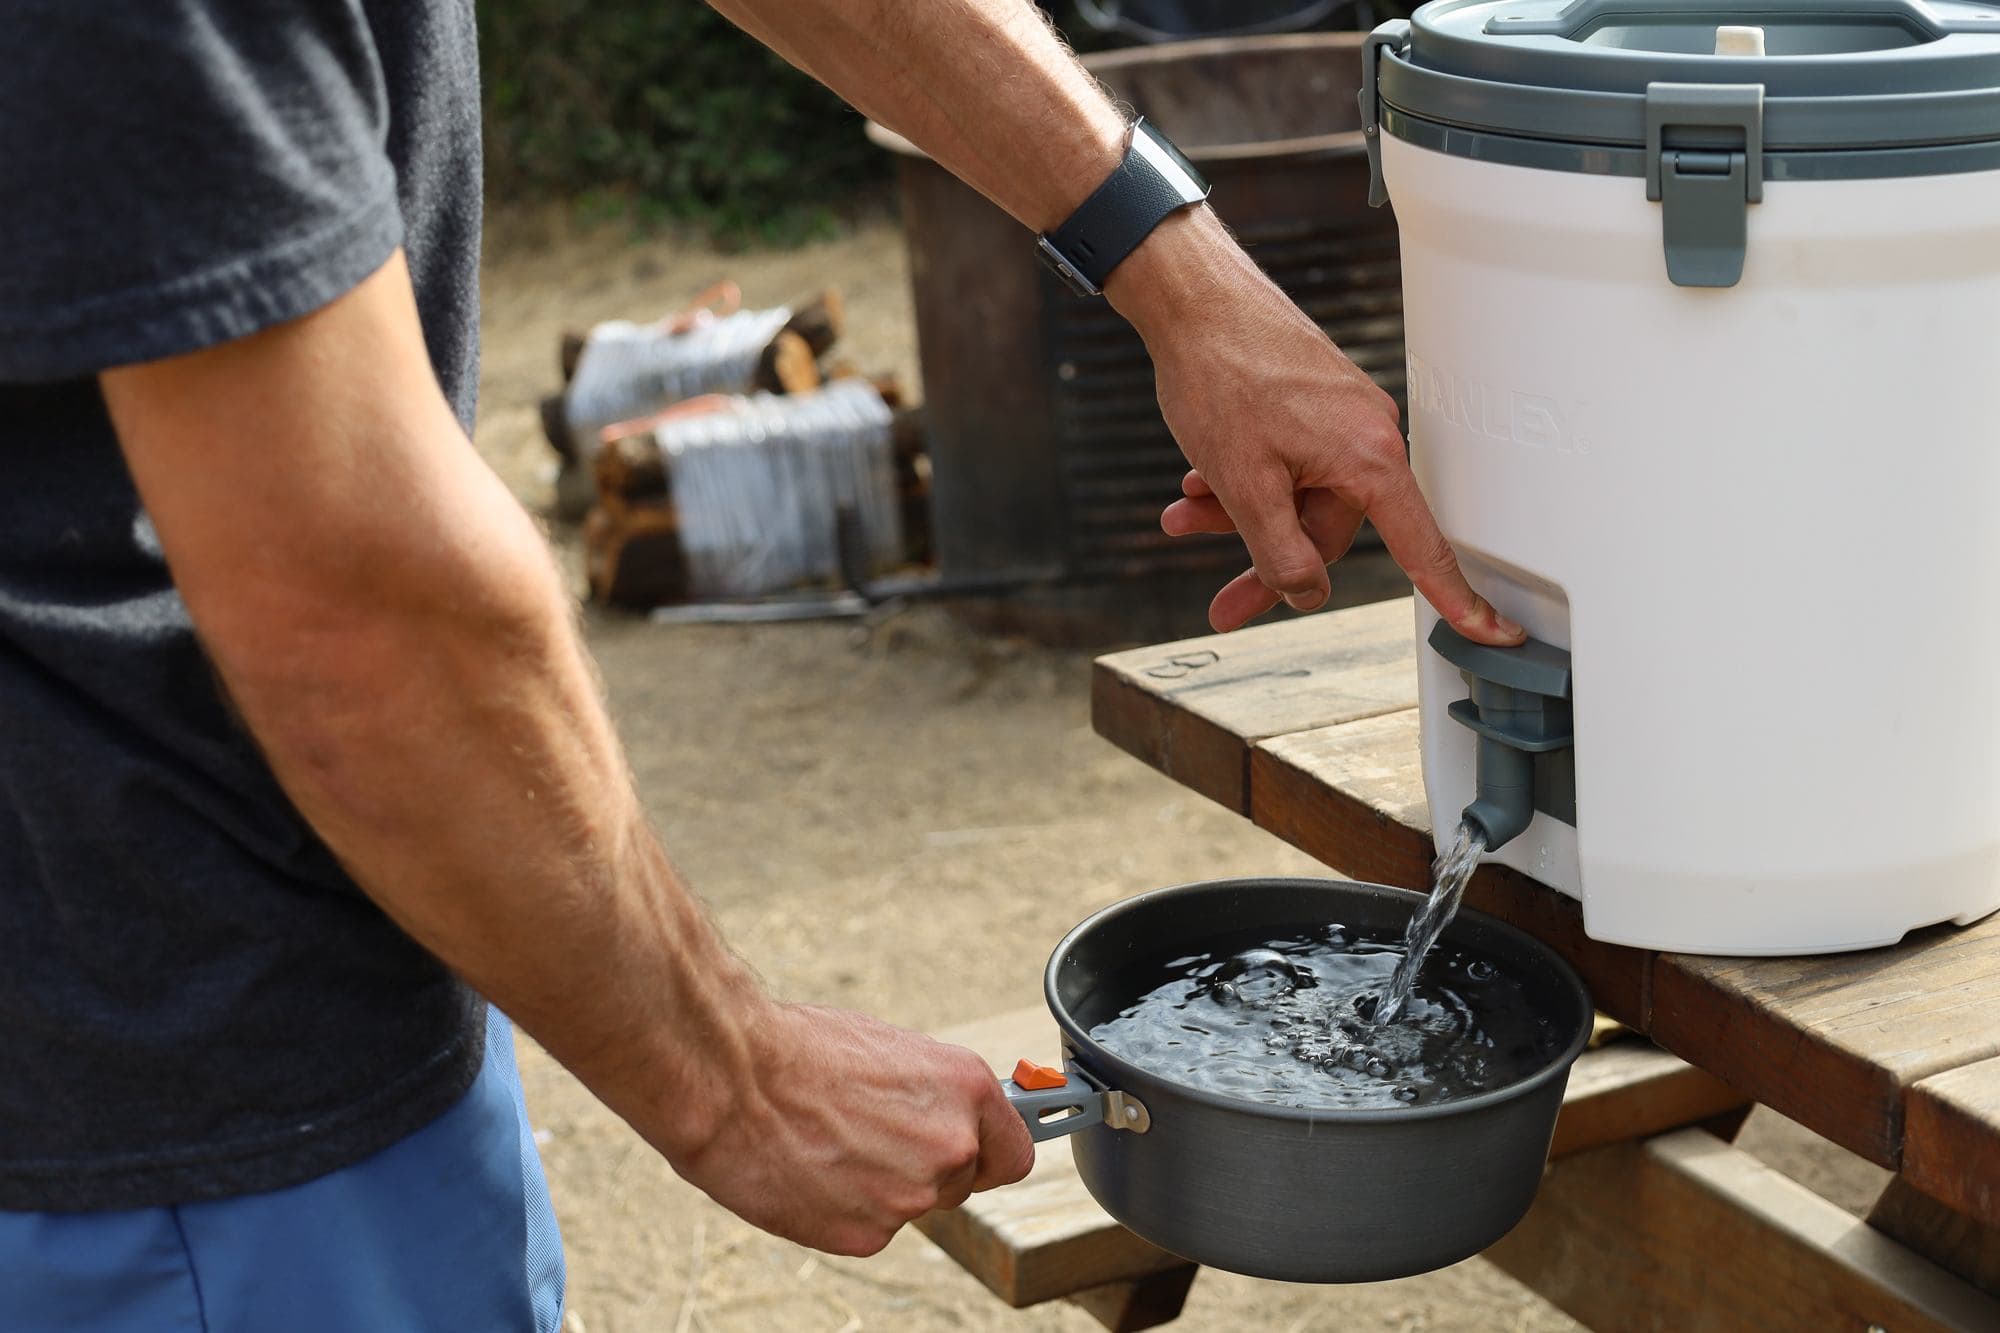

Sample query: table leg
[1698,1105,1753,1144]
[1066,1264,1199,1332]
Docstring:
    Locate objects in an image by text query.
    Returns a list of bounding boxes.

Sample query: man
[0,2,1523,1327]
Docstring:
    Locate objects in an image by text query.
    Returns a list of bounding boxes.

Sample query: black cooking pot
[1005,878,1591,1284]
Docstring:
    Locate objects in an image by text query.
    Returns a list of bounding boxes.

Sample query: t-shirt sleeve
[0,2,404,382]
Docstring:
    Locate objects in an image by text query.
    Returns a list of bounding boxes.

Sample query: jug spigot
[1427,622,1576,852]
[1465,733,1536,850]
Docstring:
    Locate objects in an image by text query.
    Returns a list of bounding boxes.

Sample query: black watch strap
[1037,119,1210,297]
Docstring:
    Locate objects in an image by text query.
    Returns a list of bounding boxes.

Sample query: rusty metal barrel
[868,34,1401,600]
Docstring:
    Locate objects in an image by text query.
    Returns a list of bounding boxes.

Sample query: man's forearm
[706,0,1232,328]
[229,530,765,1157]
[712,0,1122,231]
[101,255,766,1165]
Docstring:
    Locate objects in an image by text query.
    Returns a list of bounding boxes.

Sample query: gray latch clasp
[1360,21,1412,210]
[1644,83,1764,289]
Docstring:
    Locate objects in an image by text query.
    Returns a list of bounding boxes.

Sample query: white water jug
[1363,0,2000,953]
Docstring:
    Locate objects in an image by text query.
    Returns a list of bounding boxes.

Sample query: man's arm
[100,252,1033,1257]
[708,0,1524,643]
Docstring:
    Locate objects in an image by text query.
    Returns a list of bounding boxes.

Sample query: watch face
[1132,121,1210,205]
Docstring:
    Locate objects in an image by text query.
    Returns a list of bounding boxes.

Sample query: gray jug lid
[1372,0,2000,164]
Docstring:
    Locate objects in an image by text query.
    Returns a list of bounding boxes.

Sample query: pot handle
[1004,1072,1107,1142]
[1002,1061,1151,1141]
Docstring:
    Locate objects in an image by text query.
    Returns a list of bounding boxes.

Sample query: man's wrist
[1103,206,1256,335]
[626,963,781,1164]
[1037,118,1209,296]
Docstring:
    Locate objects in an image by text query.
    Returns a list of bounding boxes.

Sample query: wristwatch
[1036,118,1210,298]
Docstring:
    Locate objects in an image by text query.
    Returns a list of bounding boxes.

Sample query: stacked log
[539,284,931,606]
[543,290,846,465]
[585,381,932,609]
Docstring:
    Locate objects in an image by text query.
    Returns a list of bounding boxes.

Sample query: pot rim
[1043,876,1593,1126]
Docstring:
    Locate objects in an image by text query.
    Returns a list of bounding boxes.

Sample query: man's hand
[1109,212,1526,642]
[707,0,1524,645]
[674,1005,1035,1257]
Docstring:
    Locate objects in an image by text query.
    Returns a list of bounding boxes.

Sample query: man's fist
[672,1003,1037,1256]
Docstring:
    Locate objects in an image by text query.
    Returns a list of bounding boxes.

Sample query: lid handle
[1485,0,2000,41]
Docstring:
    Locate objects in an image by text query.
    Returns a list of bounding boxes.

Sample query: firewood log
[549,325,824,464]
[594,432,669,503]
[540,393,574,462]
[583,385,931,608]
[782,289,844,359]
[594,406,926,505]
[827,363,906,410]
[584,500,689,608]
[888,405,923,463]
[751,329,820,395]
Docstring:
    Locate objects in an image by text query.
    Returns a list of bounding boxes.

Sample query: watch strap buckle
[1036,234,1102,298]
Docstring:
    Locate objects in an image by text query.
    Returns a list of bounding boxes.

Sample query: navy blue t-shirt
[0,1,487,1210]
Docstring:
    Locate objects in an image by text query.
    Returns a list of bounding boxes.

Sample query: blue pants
[1,1007,565,1332]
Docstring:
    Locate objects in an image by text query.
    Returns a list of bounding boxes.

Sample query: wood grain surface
[1650,928,2000,1168]
[1902,1057,2000,1233]
[1092,599,1417,813]
[1487,1129,2000,1332]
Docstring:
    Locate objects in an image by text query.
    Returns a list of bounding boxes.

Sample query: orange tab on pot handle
[1012,1058,1067,1090]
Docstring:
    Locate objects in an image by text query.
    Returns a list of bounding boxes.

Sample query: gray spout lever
[1427,623,1576,851]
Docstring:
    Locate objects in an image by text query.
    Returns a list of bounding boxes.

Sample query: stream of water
[1372,821,1488,1025]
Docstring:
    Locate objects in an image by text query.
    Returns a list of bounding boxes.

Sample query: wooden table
[918,597,2000,1331]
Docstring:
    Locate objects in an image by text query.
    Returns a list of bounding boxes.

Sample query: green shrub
[478,1,889,241]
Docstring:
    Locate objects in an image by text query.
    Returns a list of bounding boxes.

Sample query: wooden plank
[1251,709,1654,1027]
[1649,920,2000,1168]
[1869,1175,2000,1297]
[1090,597,1418,814]
[1486,1128,2000,1333]
[919,1009,1746,1310]
[1902,1057,2000,1233]
[1250,709,1431,881]
[913,1150,1190,1310]
[1548,1040,1747,1161]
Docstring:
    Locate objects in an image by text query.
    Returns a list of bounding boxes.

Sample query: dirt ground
[473,211,1877,1333]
